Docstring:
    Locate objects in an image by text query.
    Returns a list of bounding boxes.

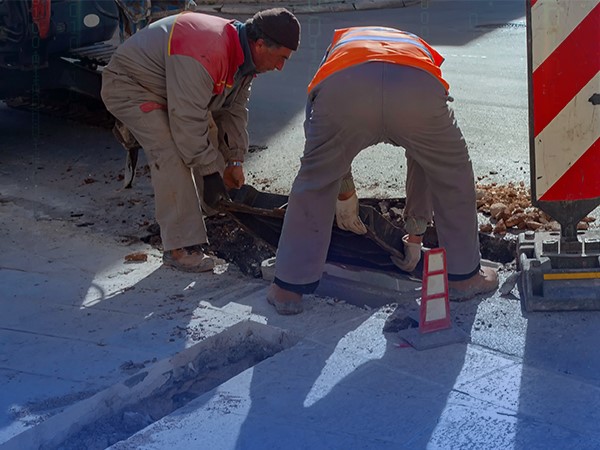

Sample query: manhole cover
[476,22,526,30]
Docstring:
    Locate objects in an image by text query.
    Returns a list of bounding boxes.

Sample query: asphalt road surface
[244,0,530,196]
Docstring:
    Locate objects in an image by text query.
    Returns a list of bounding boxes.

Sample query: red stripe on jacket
[169,12,244,95]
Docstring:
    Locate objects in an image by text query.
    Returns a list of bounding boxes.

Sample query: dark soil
[140,214,276,278]
[204,214,276,277]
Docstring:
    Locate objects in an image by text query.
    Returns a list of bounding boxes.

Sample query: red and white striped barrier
[529,0,600,202]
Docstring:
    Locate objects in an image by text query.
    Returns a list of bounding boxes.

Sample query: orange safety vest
[307,27,449,93]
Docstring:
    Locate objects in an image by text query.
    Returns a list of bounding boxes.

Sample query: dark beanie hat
[252,8,300,51]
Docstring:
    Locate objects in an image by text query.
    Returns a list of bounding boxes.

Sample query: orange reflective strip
[308,27,448,93]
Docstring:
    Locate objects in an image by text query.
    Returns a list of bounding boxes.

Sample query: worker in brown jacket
[101,8,300,272]
[267,26,498,315]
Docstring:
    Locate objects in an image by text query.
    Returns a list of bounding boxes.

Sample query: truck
[0,0,193,125]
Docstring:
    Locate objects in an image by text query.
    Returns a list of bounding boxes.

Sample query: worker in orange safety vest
[267,26,499,315]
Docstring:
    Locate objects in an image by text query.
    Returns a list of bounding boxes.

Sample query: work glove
[202,172,230,208]
[223,161,245,190]
[390,234,422,272]
[335,191,367,235]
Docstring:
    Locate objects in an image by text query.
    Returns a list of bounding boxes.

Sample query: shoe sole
[267,296,303,315]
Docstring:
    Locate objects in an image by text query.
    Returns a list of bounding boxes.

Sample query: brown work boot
[163,245,225,273]
[448,266,499,301]
[267,283,303,315]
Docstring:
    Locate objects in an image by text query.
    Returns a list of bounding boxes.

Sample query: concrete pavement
[109,318,600,449]
[3,1,600,448]
[4,188,600,449]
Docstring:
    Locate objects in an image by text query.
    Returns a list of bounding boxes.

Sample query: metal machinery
[0,0,119,116]
[0,1,195,121]
[520,0,600,310]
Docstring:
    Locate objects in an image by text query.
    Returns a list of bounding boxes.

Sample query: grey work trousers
[101,68,222,251]
[274,63,481,292]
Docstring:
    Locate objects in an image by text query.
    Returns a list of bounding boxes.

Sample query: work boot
[163,245,225,273]
[267,283,303,315]
[448,266,499,301]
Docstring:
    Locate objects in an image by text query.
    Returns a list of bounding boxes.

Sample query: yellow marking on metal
[544,272,600,281]
[168,15,180,56]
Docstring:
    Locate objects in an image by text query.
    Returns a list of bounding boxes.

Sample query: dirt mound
[475,181,595,234]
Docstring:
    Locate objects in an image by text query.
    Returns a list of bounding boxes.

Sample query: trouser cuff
[339,177,356,196]
[274,277,319,295]
[448,264,480,281]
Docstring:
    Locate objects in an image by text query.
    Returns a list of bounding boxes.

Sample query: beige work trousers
[101,68,222,251]
[275,63,481,292]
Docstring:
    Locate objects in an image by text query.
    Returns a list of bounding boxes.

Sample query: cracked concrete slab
[108,325,600,449]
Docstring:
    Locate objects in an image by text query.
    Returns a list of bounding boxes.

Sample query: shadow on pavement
[229,297,482,448]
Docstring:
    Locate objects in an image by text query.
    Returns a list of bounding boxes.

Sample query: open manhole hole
[139,187,520,280]
[6,321,296,450]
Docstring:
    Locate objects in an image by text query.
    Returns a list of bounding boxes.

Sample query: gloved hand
[335,191,367,235]
[202,172,230,208]
[223,162,244,190]
[390,234,422,272]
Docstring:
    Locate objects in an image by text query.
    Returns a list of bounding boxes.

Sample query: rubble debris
[499,272,520,296]
[476,181,596,234]
[383,313,418,333]
[124,252,148,263]
[248,144,268,153]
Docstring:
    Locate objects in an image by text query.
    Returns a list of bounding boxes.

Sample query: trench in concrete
[4,321,297,450]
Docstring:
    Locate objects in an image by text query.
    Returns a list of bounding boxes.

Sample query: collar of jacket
[234,21,257,78]
[233,20,257,79]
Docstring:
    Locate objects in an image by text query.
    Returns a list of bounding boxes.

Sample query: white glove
[335,192,367,235]
[391,234,422,272]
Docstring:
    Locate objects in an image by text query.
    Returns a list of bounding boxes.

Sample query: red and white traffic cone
[419,248,451,334]
[398,248,469,350]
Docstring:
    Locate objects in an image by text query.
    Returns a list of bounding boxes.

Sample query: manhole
[475,22,526,30]
[141,185,536,281]
[4,321,297,450]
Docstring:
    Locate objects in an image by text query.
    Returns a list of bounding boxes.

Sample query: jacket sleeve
[165,54,221,175]
[339,169,356,195]
[211,76,252,163]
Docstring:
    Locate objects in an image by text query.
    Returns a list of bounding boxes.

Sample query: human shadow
[514,305,600,447]
[229,293,483,449]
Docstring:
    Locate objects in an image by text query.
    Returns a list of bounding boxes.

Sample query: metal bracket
[518,230,600,311]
